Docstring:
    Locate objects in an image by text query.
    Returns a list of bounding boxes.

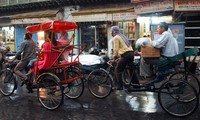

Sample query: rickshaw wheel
[63,70,84,99]
[169,71,200,95]
[0,69,17,96]
[158,79,199,117]
[37,73,63,110]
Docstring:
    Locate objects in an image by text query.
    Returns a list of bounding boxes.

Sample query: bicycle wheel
[64,70,84,99]
[0,69,17,96]
[158,79,199,117]
[37,73,63,110]
[169,71,200,95]
[88,69,112,98]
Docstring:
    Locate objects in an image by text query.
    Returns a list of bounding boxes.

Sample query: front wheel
[87,69,112,99]
[63,70,84,99]
[37,73,63,110]
[158,79,199,117]
[0,69,17,96]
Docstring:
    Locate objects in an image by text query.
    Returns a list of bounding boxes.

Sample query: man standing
[12,33,36,85]
[140,22,178,83]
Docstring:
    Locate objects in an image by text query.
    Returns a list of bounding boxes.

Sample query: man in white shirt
[140,22,178,83]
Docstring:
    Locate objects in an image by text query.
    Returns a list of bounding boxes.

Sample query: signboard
[11,18,54,24]
[112,12,137,21]
[174,0,200,11]
[131,0,149,3]
[134,0,173,14]
[72,14,111,22]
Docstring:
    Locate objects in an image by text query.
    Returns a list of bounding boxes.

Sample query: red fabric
[26,20,78,33]
[34,41,62,73]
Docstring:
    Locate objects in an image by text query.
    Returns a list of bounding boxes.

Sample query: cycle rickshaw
[0,20,84,110]
[87,47,200,117]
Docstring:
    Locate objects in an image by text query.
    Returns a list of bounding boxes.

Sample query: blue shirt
[152,31,178,57]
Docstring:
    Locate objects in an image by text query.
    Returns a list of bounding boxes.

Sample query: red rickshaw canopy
[26,20,78,33]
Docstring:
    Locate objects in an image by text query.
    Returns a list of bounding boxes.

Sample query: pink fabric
[58,33,70,61]
[34,41,61,72]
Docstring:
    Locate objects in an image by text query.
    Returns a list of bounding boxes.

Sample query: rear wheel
[158,79,199,117]
[0,69,16,96]
[63,70,84,99]
[88,69,112,98]
[37,73,63,110]
[169,71,200,95]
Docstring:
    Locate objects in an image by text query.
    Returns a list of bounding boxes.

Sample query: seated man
[139,22,179,84]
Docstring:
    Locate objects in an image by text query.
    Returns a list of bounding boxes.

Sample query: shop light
[151,17,160,24]
[137,17,150,24]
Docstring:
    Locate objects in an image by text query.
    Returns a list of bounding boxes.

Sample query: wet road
[0,83,200,120]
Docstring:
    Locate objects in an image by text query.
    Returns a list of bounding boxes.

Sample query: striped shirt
[113,35,133,58]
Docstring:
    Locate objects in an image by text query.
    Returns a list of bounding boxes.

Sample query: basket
[141,46,160,58]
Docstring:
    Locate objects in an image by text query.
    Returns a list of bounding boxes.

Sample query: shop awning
[0,0,130,17]
[0,18,12,26]
[0,9,59,19]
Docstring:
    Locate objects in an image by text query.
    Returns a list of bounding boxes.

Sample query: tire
[37,73,63,110]
[158,79,199,117]
[88,69,112,98]
[169,71,200,95]
[0,69,17,96]
[63,70,84,99]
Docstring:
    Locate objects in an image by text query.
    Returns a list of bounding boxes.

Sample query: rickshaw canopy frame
[26,20,78,33]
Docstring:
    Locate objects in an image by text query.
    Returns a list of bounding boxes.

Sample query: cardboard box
[141,46,160,58]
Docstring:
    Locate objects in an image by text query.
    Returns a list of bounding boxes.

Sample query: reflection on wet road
[0,86,199,120]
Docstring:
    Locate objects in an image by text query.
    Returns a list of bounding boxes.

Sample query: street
[0,83,200,120]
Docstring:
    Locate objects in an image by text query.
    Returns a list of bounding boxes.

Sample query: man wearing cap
[140,22,178,83]
[111,26,139,90]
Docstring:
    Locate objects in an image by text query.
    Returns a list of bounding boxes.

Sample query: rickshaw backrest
[158,48,199,68]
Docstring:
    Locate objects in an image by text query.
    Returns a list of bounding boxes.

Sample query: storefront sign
[131,0,149,3]
[72,14,111,22]
[11,18,53,24]
[112,12,137,21]
[134,0,173,14]
[174,0,200,11]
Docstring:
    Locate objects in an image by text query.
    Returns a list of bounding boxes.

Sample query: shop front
[133,0,185,53]
[0,18,15,51]
[174,0,200,48]
[72,13,111,53]
[72,11,137,57]
[9,10,58,51]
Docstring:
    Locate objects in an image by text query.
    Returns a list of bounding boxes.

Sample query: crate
[141,46,160,58]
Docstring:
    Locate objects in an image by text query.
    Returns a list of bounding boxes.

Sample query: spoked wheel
[63,70,84,99]
[88,69,112,99]
[158,79,199,117]
[169,71,200,95]
[37,73,63,110]
[0,69,17,96]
